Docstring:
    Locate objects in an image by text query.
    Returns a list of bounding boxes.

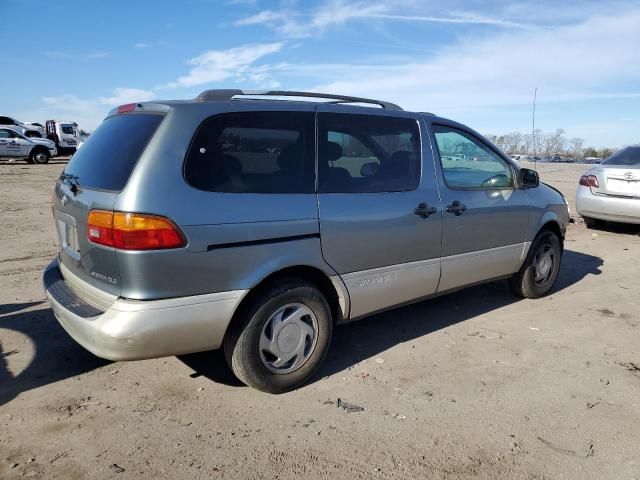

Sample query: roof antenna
[532,87,538,171]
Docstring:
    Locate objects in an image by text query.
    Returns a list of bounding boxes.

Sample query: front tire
[509,231,562,299]
[223,280,333,393]
[30,148,50,164]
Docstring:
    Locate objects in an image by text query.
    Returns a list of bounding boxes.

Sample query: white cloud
[45,50,110,61]
[234,0,535,37]
[42,95,99,114]
[264,10,640,116]
[367,12,536,29]
[98,88,155,106]
[38,95,107,130]
[166,42,283,88]
[86,51,110,60]
[134,42,151,48]
[38,88,155,130]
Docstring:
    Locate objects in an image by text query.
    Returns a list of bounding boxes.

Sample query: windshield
[602,146,640,166]
[62,114,163,191]
[61,124,76,135]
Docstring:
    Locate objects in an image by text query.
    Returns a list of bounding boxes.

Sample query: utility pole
[532,87,538,170]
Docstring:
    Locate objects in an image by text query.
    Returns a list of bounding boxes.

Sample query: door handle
[414,203,438,218]
[445,201,467,216]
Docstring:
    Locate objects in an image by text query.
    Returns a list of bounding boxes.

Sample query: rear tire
[223,279,333,393]
[30,148,50,164]
[509,231,562,299]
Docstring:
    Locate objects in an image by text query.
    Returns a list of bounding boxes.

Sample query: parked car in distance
[43,90,569,393]
[0,127,57,163]
[0,115,44,138]
[584,156,602,164]
[576,145,640,226]
[46,120,83,155]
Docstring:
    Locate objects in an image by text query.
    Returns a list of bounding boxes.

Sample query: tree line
[484,129,616,160]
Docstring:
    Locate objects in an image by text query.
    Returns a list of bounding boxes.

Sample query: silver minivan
[43,90,569,393]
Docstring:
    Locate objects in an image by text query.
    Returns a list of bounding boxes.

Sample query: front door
[0,129,10,156]
[0,129,26,157]
[429,122,530,292]
[317,108,442,319]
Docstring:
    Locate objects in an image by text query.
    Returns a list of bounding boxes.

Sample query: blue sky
[1,0,639,147]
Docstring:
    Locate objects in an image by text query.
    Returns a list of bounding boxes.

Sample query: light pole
[532,87,538,169]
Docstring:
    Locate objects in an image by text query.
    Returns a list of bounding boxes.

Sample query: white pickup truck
[0,127,57,164]
[0,115,44,137]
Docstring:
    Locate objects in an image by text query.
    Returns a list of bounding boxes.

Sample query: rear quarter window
[184,111,315,194]
[62,114,163,191]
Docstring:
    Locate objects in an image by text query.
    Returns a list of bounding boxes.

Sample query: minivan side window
[318,113,421,193]
[433,125,514,189]
[184,111,315,194]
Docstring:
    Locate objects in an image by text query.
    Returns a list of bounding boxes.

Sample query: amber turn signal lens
[87,210,186,250]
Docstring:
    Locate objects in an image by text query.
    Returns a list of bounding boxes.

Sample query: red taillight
[117,103,136,113]
[579,175,599,188]
[87,210,186,250]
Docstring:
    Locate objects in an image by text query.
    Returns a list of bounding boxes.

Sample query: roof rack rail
[195,89,403,110]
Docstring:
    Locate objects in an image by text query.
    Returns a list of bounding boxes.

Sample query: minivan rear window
[62,114,163,191]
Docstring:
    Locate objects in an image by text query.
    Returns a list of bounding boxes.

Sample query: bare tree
[503,132,523,154]
[484,134,498,145]
[531,129,544,156]
[569,137,584,159]
[542,128,566,157]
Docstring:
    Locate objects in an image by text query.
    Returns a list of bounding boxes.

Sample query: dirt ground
[1,157,639,479]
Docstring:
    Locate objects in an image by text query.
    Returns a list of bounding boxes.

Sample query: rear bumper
[43,258,247,361]
[575,186,640,224]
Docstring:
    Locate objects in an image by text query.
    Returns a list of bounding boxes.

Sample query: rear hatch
[53,111,165,297]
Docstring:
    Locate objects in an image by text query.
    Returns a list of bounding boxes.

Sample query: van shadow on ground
[180,249,603,387]
[0,302,108,406]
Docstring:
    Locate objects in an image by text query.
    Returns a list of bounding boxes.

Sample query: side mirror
[360,162,379,177]
[520,168,539,188]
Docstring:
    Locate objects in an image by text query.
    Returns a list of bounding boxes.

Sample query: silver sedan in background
[576,145,640,227]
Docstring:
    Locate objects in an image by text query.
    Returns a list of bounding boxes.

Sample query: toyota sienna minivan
[43,89,569,393]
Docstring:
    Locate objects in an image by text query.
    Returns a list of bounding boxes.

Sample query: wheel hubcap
[259,303,318,374]
[35,153,46,163]
[533,244,555,285]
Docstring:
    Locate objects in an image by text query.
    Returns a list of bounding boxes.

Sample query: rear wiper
[60,172,80,195]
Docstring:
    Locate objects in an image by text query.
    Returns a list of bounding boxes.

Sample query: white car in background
[576,145,640,226]
[0,127,57,164]
[0,115,44,138]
